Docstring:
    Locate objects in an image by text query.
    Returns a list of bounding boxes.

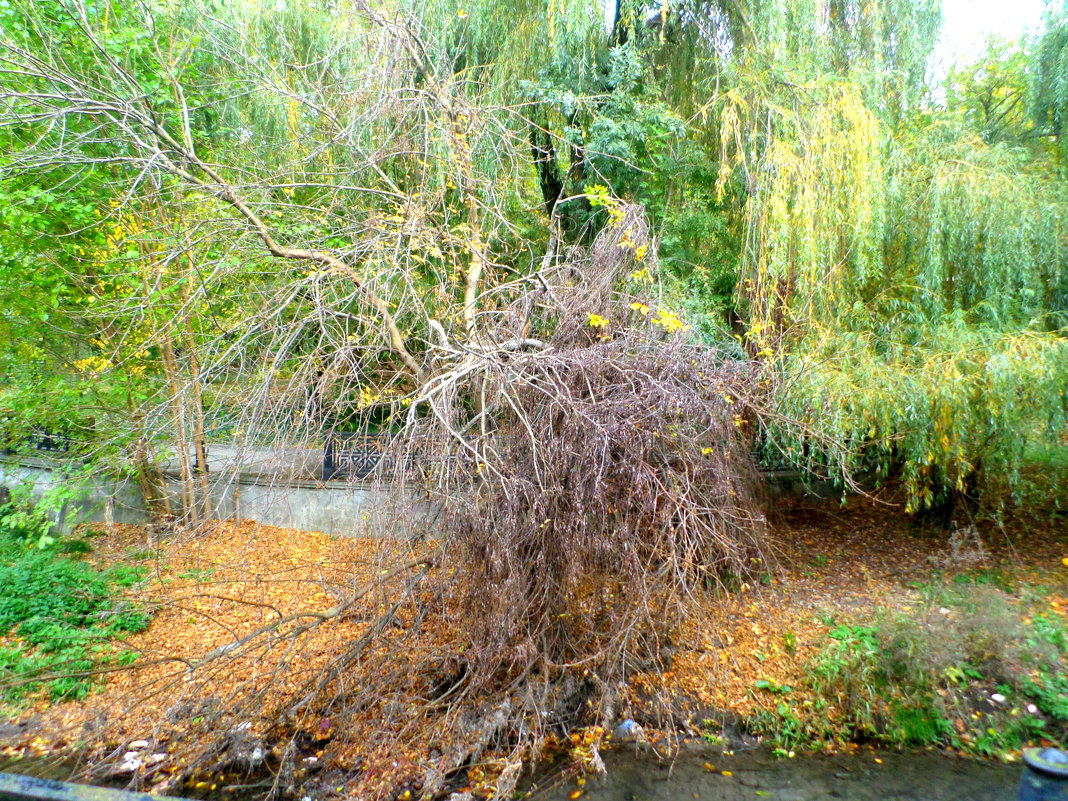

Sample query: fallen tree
[0,2,814,796]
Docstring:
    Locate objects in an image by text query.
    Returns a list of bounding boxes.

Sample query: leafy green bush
[0,507,148,704]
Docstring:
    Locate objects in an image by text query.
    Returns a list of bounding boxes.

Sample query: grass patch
[0,508,150,706]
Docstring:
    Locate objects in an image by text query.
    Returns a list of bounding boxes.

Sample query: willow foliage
[1032,0,1068,157]
[645,0,940,124]
[746,0,940,112]
[890,128,1067,324]
[717,78,886,343]
[410,0,607,98]
[770,327,1067,511]
[713,49,1066,509]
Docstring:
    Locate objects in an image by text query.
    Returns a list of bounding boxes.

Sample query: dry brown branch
[0,6,843,797]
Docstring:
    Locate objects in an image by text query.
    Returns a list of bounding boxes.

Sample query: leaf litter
[0,492,1064,798]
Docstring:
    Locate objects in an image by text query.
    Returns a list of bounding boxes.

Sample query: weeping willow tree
[1032,0,1068,159]
[716,77,886,341]
[712,60,1067,511]
[637,0,940,126]
[891,126,1067,322]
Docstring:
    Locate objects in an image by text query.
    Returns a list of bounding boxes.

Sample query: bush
[395,206,771,696]
[797,581,1068,751]
[0,509,148,704]
[417,335,769,691]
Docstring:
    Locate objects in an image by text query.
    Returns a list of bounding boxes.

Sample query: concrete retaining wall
[0,459,150,533]
[0,451,435,537]
[1,445,845,537]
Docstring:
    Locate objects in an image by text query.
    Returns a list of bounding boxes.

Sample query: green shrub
[785,582,1068,754]
[0,508,149,705]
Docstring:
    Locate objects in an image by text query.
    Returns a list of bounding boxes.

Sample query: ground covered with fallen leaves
[1,492,1065,798]
[632,496,1067,738]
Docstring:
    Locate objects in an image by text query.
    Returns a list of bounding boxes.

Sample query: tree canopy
[0,0,1064,516]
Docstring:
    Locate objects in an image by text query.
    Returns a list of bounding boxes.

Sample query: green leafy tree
[1031,0,1068,159]
[946,38,1032,145]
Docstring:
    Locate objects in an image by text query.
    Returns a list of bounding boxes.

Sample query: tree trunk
[180,239,211,521]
